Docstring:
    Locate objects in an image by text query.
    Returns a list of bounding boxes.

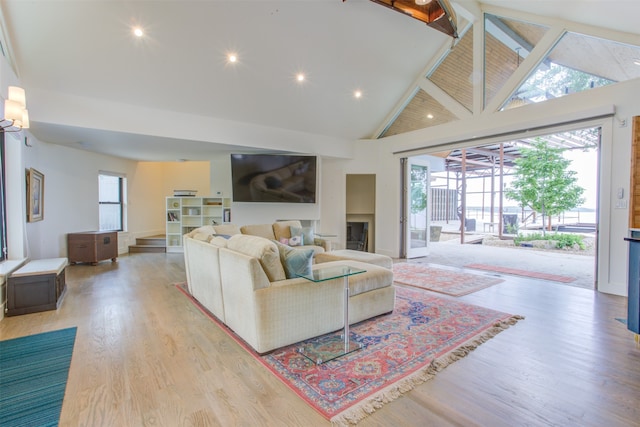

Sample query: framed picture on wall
[26,167,44,222]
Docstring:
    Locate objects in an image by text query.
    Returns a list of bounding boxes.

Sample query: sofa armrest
[184,237,226,321]
[313,237,330,252]
[251,276,345,352]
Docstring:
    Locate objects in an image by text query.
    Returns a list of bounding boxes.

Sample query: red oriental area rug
[464,263,576,283]
[177,284,523,425]
[392,262,504,296]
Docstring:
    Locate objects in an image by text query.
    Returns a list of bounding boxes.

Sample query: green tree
[505,139,585,234]
[410,164,428,231]
[517,63,613,102]
[410,164,428,214]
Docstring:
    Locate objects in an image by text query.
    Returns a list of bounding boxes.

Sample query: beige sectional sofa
[183,224,395,354]
[187,220,329,253]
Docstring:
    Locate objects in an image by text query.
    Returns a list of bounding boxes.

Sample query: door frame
[401,157,431,258]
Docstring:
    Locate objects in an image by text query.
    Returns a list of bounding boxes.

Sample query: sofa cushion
[241,224,276,240]
[192,231,214,242]
[310,260,393,297]
[315,249,393,269]
[186,225,217,239]
[226,234,286,282]
[209,236,229,248]
[213,224,241,236]
[298,244,325,256]
[290,226,314,246]
[273,241,314,279]
[272,220,302,241]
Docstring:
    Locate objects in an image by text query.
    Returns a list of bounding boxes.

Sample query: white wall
[18,143,218,258]
[20,137,159,257]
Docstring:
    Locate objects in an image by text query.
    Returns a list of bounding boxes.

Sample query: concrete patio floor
[404,236,596,290]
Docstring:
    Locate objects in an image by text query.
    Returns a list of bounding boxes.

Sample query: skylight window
[502,31,640,110]
[484,14,548,107]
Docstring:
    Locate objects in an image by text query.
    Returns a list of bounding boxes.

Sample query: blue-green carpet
[0,327,77,427]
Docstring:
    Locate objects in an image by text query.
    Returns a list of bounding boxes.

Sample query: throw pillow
[290,226,314,246]
[279,237,289,245]
[289,235,302,246]
[274,241,314,279]
[273,220,300,241]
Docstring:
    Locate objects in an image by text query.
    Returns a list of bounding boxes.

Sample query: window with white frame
[99,173,125,231]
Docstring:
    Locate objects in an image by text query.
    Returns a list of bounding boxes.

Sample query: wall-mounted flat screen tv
[230,154,317,203]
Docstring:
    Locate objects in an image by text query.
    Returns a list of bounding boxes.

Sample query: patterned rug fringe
[330,314,525,426]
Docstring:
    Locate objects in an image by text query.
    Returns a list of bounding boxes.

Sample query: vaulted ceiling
[1,0,639,161]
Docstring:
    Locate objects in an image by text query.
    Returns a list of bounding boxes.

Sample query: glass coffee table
[296,265,366,364]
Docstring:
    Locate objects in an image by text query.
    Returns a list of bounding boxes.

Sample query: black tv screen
[230,154,317,203]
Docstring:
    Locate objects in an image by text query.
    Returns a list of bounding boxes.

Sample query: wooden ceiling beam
[364,0,459,38]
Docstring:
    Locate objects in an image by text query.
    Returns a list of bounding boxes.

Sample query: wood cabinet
[6,258,67,316]
[68,231,118,265]
[629,117,640,228]
[628,117,640,336]
[166,196,232,252]
[625,237,640,334]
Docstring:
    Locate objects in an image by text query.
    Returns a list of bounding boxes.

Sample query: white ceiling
[2,0,639,161]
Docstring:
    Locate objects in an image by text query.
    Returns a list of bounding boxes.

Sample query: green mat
[0,327,77,427]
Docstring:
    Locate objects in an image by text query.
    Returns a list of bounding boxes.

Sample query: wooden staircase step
[136,236,166,245]
[129,235,167,253]
[129,244,166,253]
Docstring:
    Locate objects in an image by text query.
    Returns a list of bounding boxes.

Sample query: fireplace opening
[346,222,368,251]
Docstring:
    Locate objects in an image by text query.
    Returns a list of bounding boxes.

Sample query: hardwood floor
[1,253,639,426]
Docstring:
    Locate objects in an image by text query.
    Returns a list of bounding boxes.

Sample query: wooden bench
[6,258,68,316]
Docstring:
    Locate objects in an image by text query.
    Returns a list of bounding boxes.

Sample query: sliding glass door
[405,158,430,258]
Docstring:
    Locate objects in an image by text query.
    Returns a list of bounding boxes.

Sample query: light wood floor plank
[1,253,639,426]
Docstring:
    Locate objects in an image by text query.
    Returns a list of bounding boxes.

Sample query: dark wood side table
[6,258,67,316]
[68,231,118,265]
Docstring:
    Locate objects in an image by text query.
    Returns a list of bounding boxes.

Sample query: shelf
[165,196,232,252]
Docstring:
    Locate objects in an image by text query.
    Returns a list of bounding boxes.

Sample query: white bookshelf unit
[166,196,231,252]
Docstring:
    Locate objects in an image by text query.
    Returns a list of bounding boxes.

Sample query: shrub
[514,232,585,250]
[553,233,585,249]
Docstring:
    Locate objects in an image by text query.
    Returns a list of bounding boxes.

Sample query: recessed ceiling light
[634,59,640,66]
[296,73,305,82]
[133,27,144,38]
[354,90,362,99]
[228,53,238,63]
[427,113,434,119]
